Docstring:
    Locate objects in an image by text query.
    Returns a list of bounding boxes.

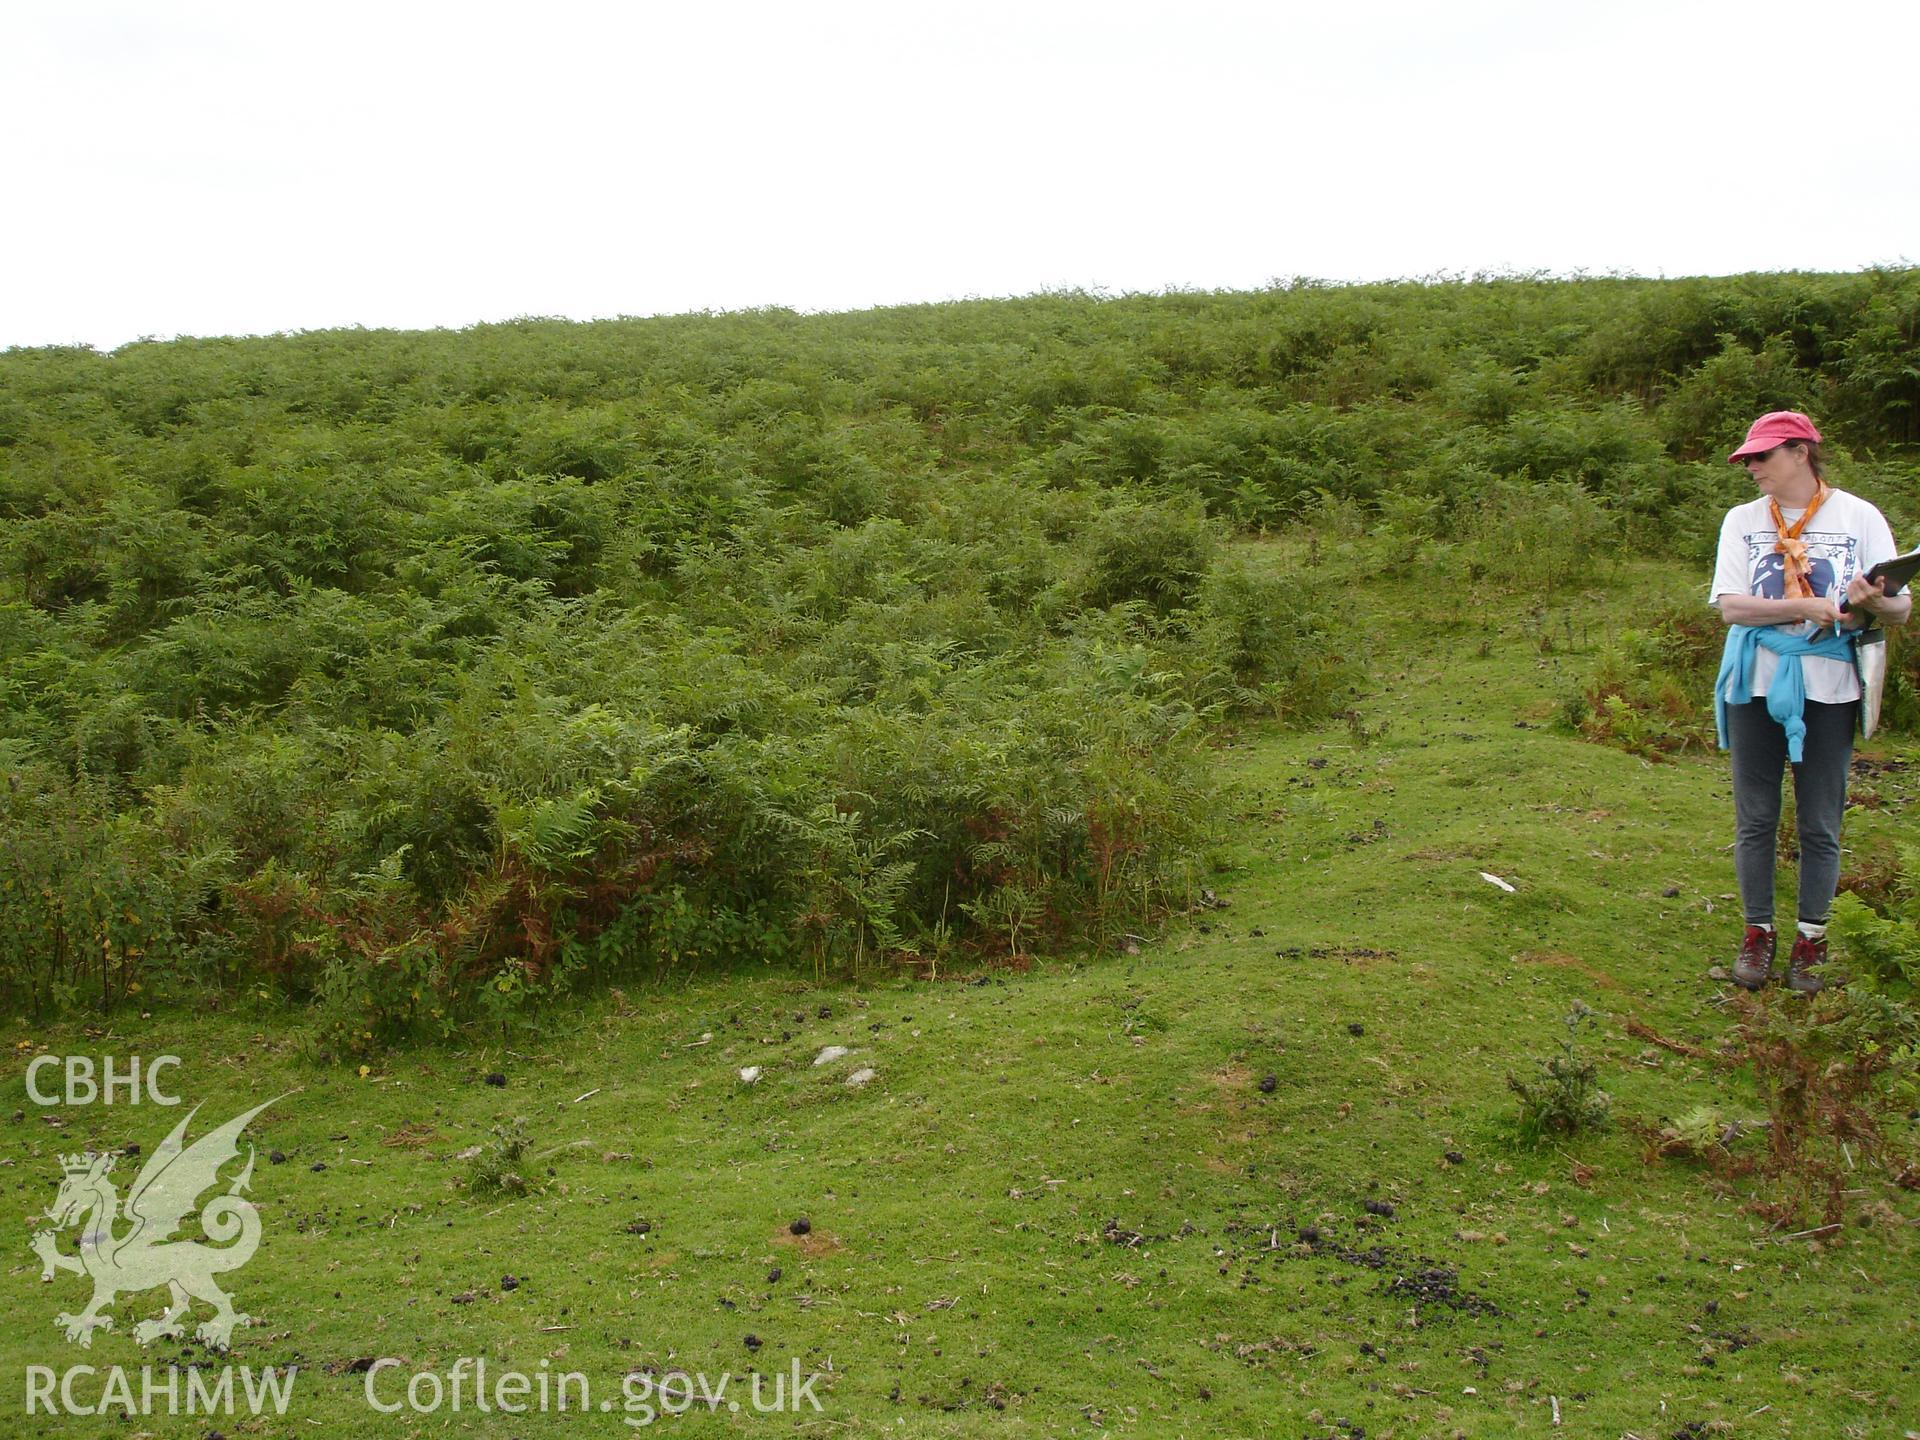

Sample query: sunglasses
[1743,442,1797,465]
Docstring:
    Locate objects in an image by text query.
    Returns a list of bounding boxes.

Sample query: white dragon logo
[31,1096,283,1350]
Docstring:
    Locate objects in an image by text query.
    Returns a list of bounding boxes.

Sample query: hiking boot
[1787,934,1828,995]
[1731,925,1775,990]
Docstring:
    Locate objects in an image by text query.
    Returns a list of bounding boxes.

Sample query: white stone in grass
[812,1046,850,1067]
[845,1068,876,1087]
[739,1066,763,1085]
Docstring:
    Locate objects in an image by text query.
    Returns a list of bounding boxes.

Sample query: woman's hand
[1799,596,1843,627]
[1846,573,1888,613]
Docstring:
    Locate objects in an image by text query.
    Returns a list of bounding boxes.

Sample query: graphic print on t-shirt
[1741,529,1858,600]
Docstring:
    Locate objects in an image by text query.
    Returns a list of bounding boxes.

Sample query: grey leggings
[1727,698,1857,926]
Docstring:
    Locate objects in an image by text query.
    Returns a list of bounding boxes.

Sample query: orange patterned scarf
[1769,482,1831,599]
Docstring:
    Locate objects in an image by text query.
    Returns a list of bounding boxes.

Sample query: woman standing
[1711,411,1909,993]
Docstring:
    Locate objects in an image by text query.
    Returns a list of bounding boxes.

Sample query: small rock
[500,1274,519,1291]
[484,1073,506,1088]
[743,1334,763,1352]
[812,1046,850,1067]
[269,1149,287,1165]
[845,1068,877,1087]
[789,1217,811,1236]
[1444,1150,1465,1166]
[310,1162,327,1173]
[1662,886,1681,898]
[1706,965,1733,982]
[739,1066,763,1085]
[1347,1023,1366,1037]
[1258,1075,1278,1094]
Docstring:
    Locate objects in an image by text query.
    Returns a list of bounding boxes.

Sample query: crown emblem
[58,1152,106,1175]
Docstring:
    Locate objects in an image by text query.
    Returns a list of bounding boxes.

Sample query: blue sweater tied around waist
[1714,624,1858,761]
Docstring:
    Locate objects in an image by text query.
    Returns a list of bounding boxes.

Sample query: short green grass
[4,552,1917,1438]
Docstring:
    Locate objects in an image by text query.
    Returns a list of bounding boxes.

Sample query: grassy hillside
[4,272,1920,1031]
[4,554,1917,1437]
[5,277,1920,1432]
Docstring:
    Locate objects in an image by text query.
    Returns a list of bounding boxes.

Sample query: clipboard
[1838,546,1920,614]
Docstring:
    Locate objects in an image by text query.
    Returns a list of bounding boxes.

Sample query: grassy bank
[5,554,1916,1438]
[8,272,1920,1027]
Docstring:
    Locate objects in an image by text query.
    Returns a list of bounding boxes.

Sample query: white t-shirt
[1710,487,1899,704]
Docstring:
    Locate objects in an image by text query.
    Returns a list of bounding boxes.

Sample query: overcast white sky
[3,0,1914,352]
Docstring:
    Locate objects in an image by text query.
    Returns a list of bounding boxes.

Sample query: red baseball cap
[1728,410,1822,463]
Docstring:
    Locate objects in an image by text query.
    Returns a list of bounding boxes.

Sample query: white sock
[1797,921,1827,940]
